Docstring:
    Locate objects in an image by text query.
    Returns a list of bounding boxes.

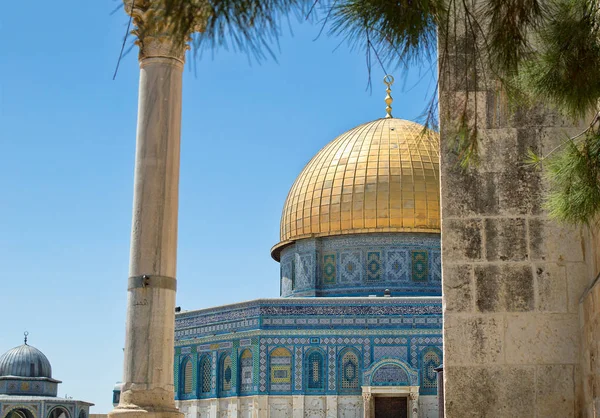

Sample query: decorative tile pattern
[281,260,293,295]
[306,351,324,390]
[221,355,232,392]
[200,355,211,394]
[239,349,253,393]
[269,348,292,392]
[294,254,313,290]
[422,349,440,389]
[366,252,381,281]
[277,233,441,298]
[322,254,336,284]
[328,347,336,391]
[339,350,359,392]
[411,250,428,282]
[373,345,408,362]
[430,251,441,281]
[340,251,362,283]
[386,249,410,281]
[295,346,303,391]
[372,364,409,386]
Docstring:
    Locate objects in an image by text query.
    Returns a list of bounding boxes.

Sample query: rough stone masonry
[438,22,600,418]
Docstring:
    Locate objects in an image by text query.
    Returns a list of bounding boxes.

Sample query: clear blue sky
[0,1,435,413]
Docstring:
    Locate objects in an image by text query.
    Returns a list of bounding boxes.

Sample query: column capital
[124,0,209,63]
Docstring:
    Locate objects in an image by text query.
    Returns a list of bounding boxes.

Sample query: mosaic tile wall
[279,233,441,297]
[174,298,442,399]
[174,331,442,399]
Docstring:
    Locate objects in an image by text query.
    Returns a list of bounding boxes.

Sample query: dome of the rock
[272,118,440,260]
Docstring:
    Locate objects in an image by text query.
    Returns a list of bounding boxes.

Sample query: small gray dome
[0,343,52,378]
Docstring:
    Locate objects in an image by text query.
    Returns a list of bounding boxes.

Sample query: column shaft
[113,55,184,417]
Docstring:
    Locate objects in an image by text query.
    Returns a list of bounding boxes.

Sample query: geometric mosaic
[322,254,336,284]
[411,250,428,282]
[366,252,381,281]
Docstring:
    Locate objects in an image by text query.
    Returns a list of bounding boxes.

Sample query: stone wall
[579,273,600,417]
[439,34,597,418]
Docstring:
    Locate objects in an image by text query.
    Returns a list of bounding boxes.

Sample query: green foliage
[520,0,600,118]
[151,0,600,224]
[163,0,308,61]
[482,0,546,75]
[328,0,444,67]
[544,129,600,224]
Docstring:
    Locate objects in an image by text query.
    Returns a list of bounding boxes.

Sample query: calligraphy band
[128,274,177,291]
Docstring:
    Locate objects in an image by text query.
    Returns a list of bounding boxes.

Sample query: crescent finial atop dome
[384,75,394,118]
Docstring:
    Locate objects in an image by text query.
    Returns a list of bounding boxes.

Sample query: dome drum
[279,233,441,298]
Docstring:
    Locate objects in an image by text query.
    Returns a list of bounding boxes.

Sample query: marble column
[408,392,419,418]
[362,393,373,418]
[109,3,204,418]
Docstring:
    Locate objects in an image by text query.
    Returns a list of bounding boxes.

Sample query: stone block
[443,314,504,366]
[535,264,568,313]
[535,365,576,417]
[440,170,498,217]
[567,262,593,313]
[476,129,518,173]
[497,160,543,216]
[444,365,535,417]
[442,264,473,313]
[475,265,534,312]
[442,219,483,261]
[529,219,585,262]
[484,218,528,261]
[505,313,579,364]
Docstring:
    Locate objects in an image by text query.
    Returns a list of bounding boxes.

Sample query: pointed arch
[180,356,193,395]
[239,349,253,395]
[269,347,292,392]
[420,346,442,395]
[338,347,361,394]
[198,354,212,395]
[304,348,325,392]
[219,353,233,395]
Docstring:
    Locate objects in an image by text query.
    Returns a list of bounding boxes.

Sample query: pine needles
[520,0,600,119]
[545,129,600,224]
[149,0,600,224]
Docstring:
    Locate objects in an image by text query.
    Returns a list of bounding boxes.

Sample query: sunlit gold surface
[272,118,440,259]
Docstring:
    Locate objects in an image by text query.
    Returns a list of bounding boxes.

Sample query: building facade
[174,117,443,418]
[0,337,93,418]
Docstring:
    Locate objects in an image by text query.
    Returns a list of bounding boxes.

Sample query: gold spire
[384,75,394,118]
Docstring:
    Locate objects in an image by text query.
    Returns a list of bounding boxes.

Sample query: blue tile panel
[175,298,442,339]
[279,233,441,297]
[174,297,442,398]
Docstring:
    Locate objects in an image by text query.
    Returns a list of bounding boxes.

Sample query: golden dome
[271,118,440,260]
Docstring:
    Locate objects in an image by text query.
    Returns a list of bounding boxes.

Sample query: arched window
[78,411,86,418]
[421,348,441,394]
[220,354,233,393]
[239,349,253,394]
[305,350,325,391]
[181,357,193,395]
[338,349,360,393]
[269,347,292,392]
[6,409,34,418]
[199,355,212,394]
[372,364,409,386]
[48,407,69,418]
